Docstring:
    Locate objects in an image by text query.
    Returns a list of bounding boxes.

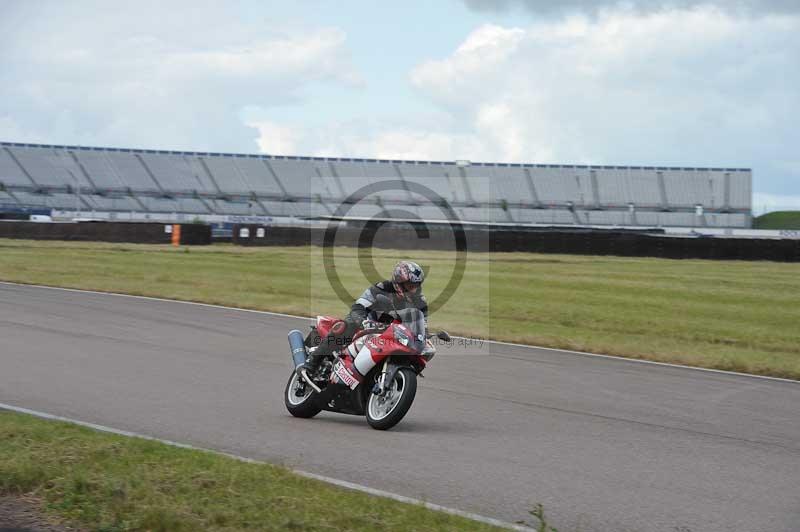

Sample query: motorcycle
[284,300,450,430]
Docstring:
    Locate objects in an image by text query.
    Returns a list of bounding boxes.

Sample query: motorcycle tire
[284,370,322,419]
[366,367,417,430]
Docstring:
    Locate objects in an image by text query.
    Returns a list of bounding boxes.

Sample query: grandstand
[0,141,752,228]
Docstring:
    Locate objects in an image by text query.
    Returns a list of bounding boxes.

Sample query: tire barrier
[232,224,800,262]
[0,221,212,245]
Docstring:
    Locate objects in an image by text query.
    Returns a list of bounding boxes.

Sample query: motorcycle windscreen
[393,308,427,351]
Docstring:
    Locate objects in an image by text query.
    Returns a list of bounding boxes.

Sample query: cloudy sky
[1,0,798,212]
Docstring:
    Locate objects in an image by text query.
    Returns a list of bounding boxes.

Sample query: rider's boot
[297,343,332,377]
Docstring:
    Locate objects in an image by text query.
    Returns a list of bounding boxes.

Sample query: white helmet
[392,261,424,302]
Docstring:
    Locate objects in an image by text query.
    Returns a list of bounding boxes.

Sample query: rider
[300,260,428,375]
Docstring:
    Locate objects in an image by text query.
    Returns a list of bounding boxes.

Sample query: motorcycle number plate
[333,361,359,390]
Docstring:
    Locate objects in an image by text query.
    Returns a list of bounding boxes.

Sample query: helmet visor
[399,281,421,295]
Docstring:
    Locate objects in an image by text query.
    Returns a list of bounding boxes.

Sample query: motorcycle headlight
[394,327,410,347]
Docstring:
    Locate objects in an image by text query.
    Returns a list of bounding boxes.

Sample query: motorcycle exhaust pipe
[288,329,323,394]
[288,329,307,368]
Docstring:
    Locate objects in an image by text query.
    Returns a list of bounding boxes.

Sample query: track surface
[1,283,799,532]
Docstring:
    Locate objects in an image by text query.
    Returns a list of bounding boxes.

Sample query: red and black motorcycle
[284,304,449,430]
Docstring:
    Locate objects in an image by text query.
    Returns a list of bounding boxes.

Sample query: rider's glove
[361,319,377,330]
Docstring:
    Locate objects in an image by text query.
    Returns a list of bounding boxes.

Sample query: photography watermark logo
[321,179,468,314]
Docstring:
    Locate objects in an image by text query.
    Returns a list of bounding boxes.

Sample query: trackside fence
[231,224,800,262]
[0,221,211,245]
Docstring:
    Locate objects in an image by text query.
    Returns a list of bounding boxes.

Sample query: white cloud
[0,116,27,141]
[255,5,797,202]
[410,25,526,109]
[463,0,800,16]
[239,4,799,206]
[249,120,491,162]
[0,2,360,152]
[248,120,300,155]
[402,7,800,197]
[316,129,488,162]
[162,29,355,82]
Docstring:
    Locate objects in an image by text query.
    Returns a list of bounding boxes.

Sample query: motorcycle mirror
[437,331,451,342]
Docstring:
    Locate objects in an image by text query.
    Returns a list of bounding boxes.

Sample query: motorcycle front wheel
[284,370,322,418]
[366,367,417,430]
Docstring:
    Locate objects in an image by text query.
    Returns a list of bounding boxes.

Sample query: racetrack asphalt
[1,282,799,532]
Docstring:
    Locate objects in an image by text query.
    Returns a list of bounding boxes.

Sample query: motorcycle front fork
[372,360,389,396]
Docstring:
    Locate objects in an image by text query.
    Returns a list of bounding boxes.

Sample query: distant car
[29,214,53,222]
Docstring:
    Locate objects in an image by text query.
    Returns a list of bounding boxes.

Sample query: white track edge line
[0,402,532,531]
[2,280,797,385]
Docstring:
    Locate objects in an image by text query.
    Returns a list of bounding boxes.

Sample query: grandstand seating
[0,147,36,186]
[491,166,533,205]
[201,157,249,194]
[333,161,376,199]
[0,142,752,228]
[72,151,127,190]
[0,190,17,204]
[666,169,709,206]
[231,157,283,196]
[531,166,582,205]
[138,153,203,192]
[6,190,58,209]
[399,162,466,203]
[728,172,751,209]
[105,152,161,191]
[84,194,141,212]
[622,168,664,206]
[361,161,408,199]
[9,147,83,188]
[461,165,495,205]
[264,158,314,197]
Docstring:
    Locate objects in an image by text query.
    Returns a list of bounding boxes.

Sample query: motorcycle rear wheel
[366,368,417,430]
[284,370,322,418]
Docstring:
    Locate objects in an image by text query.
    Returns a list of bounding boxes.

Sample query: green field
[753,210,800,229]
[1,239,798,380]
[0,410,508,531]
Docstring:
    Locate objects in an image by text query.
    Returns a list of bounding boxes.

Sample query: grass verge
[753,210,800,230]
[0,239,798,380]
[0,409,504,531]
